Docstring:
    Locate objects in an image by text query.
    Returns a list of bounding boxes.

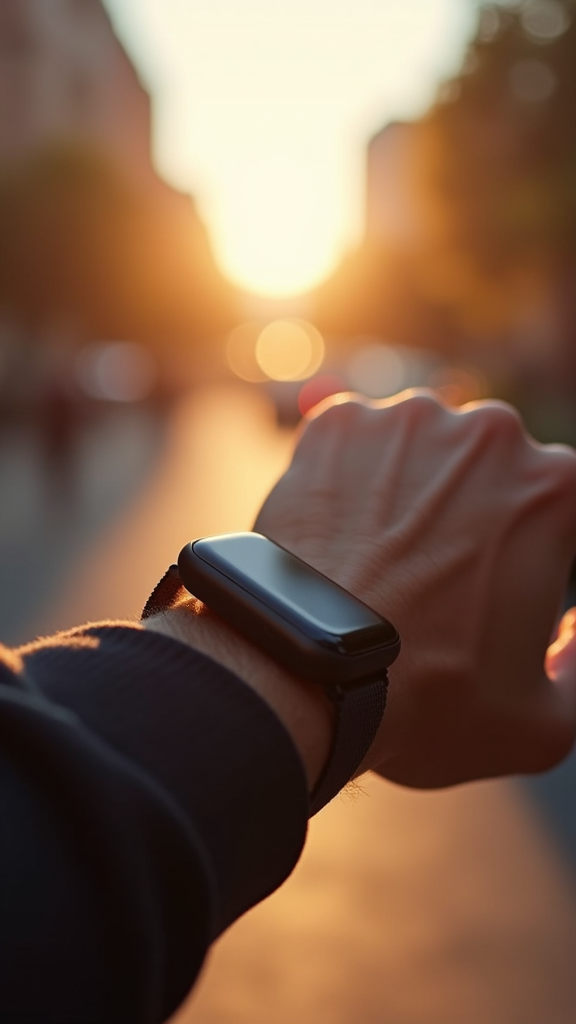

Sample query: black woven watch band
[141,564,185,619]
[142,566,388,817]
[308,675,388,816]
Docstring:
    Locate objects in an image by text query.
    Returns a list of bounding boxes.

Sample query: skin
[148,390,576,793]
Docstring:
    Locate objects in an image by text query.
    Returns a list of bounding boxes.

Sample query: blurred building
[0,0,237,415]
[365,122,422,248]
[0,0,155,188]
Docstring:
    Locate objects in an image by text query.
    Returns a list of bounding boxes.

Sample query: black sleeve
[0,623,309,1024]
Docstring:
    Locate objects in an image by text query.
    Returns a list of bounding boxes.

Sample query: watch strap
[141,564,185,619]
[142,566,388,818]
[309,675,387,816]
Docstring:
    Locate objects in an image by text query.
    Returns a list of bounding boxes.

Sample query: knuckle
[462,399,524,439]
[315,395,366,427]
[301,393,367,440]
[395,388,446,421]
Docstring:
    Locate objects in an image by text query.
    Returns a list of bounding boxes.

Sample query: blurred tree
[416,0,576,371]
[315,0,576,430]
[313,237,458,355]
[0,143,236,358]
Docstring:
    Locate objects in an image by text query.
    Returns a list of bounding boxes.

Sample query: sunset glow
[104,0,476,295]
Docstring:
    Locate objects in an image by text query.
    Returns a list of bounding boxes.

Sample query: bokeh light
[347,342,406,398]
[255,319,325,381]
[76,342,157,402]
[428,365,489,407]
[521,0,570,44]
[479,7,500,43]
[226,323,269,382]
[510,59,557,102]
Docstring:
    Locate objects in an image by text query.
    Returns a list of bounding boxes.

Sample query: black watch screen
[178,533,400,683]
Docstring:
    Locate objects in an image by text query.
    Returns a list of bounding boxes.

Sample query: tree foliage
[416,0,576,328]
[315,1,576,354]
[0,143,236,348]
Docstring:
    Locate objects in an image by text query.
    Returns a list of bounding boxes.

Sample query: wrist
[144,599,334,790]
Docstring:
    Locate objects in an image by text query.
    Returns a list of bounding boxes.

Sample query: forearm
[144,600,335,791]
[1,623,310,1021]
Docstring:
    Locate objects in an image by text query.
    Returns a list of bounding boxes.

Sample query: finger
[540,609,576,766]
[547,607,576,680]
[300,390,367,428]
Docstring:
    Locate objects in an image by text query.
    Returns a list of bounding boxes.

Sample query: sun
[105,0,476,297]
[205,169,345,296]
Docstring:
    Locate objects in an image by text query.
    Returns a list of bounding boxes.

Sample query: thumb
[540,608,576,766]
[547,607,576,690]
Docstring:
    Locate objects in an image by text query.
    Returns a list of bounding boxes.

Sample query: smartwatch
[142,532,400,815]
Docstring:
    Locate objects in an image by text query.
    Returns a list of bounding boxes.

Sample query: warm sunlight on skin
[104,0,476,295]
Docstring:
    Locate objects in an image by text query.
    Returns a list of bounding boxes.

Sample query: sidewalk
[184,775,576,1024]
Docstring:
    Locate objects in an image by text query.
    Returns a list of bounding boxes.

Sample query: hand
[254,391,576,788]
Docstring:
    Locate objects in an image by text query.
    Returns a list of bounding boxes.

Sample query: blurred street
[0,404,169,646]
[3,382,576,1024]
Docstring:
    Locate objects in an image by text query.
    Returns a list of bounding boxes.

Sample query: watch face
[191,533,398,655]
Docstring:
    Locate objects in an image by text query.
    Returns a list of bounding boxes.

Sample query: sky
[103,0,478,296]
